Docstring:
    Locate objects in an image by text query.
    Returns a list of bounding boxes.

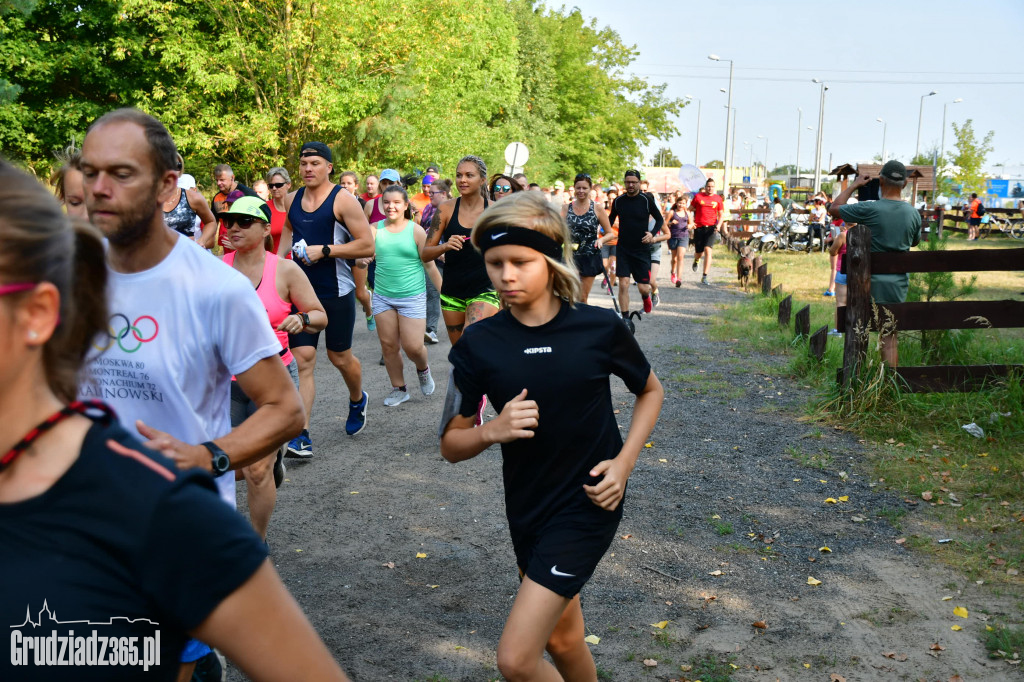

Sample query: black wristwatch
[202,441,231,476]
[321,244,332,258]
[299,312,310,328]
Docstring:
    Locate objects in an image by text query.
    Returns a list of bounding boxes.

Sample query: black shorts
[615,249,651,284]
[968,217,981,226]
[573,251,604,278]
[511,507,621,598]
[289,291,355,353]
[692,226,717,254]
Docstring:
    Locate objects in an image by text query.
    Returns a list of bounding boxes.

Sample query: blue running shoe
[346,391,368,435]
[285,430,313,458]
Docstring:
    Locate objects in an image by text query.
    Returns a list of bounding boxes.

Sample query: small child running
[440,191,663,681]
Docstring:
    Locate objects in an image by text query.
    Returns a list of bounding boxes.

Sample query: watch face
[322,245,331,257]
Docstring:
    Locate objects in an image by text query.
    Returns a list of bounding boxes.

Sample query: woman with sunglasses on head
[0,160,349,682]
[489,173,522,202]
[561,173,611,304]
[265,167,292,256]
[221,197,326,537]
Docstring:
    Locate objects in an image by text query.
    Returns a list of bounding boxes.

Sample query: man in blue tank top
[277,142,375,455]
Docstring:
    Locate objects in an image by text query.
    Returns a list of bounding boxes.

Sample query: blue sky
[571,0,1024,175]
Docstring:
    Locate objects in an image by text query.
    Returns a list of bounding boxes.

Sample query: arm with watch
[294,191,375,265]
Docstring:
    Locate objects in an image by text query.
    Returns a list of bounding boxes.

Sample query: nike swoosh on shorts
[550,565,576,578]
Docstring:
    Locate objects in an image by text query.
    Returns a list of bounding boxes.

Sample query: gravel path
[233,255,1015,681]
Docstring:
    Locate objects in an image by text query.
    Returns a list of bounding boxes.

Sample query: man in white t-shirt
[80,108,303,499]
[79,107,305,678]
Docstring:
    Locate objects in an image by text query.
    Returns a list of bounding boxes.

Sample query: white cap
[178,173,197,190]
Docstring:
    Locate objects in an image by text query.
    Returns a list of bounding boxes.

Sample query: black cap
[624,169,641,180]
[880,160,907,182]
[300,141,332,163]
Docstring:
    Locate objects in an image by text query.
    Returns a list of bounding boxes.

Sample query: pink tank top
[368,196,386,223]
[223,251,294,366]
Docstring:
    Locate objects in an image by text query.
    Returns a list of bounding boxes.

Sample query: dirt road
[234,259,1015,681]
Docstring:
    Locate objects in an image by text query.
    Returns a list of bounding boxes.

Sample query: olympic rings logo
[93,314,160,353]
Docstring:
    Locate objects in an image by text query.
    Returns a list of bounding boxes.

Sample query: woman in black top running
[421,155,499,346]
[561,173,612,303]
[0,160,349,682]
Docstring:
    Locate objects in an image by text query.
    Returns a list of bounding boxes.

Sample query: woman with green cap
[221,196,327,538]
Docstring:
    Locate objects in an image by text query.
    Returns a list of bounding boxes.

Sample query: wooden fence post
[753,256,763,283]
[772,284,782,298]
[841,224,872,390]
[757,263,767,285]
[795,304,810,337]
[761,272,773,295]
[809,325,828,360]
[778,294,792,326]
[936,207,944,239]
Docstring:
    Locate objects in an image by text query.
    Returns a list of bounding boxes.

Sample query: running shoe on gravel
[285,430,312,458]
[346,391,368,434]
[383,387,410,407]
[418,368,435,395]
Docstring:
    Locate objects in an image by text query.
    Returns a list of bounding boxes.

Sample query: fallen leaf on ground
[1009,568,1019,576]
[658,458,668,463]
[620,534,632,539]
[883,651,896,658]
[584,635,600,645]
[350,491,359,495]
[643,658,657,667]
[752,620,767,629]
[950,675,964,682]
[709,570,724,576]
[416,552,427,558]
[428,585,439,588]
[803,662,811,668]
[807,576,822,586]
[851,515,867,522]
[679,664,692,672]
[951,625,962,631]
[838,495,850,502]
[454,645,465,650]
[644,442,653,448]
[830,675,846,682]
[819,546,832,553]
[922,491,933,501]
[382,562,395,569]
[953,606,968,618]
[825,497,838,504]
[793,478,802,482]
[930,643,945,651]
[651,621,669,629]
[896,538,906,545]
[711,514,721,519]
[941,596,953,601]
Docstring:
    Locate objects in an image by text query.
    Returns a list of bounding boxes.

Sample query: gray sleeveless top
[164,189,198,237]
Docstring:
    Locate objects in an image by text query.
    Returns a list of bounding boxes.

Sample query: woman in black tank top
[421,156,498,346]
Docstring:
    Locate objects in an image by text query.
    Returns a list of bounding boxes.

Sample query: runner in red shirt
[689,179,724,285]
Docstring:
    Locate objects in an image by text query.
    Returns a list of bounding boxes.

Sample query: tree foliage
[652,147,681,167]
[950,119,994,196]
[0,0,682,187]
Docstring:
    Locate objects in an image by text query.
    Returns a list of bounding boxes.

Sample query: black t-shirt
[449,302,651,531]
[609,192,663,254]
[0,419,267,681]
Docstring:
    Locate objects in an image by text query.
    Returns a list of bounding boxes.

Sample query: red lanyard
[1,400,114,471]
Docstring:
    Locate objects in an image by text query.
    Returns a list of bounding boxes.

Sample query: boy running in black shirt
[441,192,663,681]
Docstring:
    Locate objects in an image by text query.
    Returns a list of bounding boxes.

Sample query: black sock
[397,385,407,392]
[301,428,309,438]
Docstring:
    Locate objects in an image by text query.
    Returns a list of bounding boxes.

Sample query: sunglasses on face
[267,182,287,189]
[494,185,512,193]
[226,217,261,229]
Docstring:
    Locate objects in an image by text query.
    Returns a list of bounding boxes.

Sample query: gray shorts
[371,291,427,319]
[600,244,616,259]
[230,358,299,427]
[649,242,662,263]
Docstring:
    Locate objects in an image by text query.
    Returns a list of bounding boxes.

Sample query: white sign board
[504,142,530,168]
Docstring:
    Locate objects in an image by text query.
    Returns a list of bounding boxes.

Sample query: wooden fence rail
[836,224,1024,392]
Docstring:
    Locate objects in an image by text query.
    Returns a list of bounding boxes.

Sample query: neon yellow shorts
[440,290,500,313]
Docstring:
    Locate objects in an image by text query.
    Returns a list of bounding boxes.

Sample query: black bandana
[478,226,564,262]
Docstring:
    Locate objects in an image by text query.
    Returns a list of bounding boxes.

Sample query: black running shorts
[289,291,355,353]
[615,248,651,284]
[573,251,604,278]
[511,507,621,598]
[692,225,717,254]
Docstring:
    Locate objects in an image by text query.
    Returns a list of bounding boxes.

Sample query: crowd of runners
[0,106,809,682]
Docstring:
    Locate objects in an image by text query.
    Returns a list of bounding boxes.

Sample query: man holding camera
[828,159,921,366]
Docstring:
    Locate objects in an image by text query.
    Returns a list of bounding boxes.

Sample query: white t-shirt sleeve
[211,270,282,376]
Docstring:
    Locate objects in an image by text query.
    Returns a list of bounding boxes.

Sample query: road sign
[504,142,529,169]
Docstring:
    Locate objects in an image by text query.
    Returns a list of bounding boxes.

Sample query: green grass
[709,246,1024,594]
[682,654,737,682]
[710,519,734,536]
[984,625,1024,661]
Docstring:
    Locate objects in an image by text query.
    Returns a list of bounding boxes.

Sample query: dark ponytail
[0,159,109,403]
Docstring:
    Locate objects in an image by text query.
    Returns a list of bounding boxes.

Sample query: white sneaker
[418,368,435,396]
[424,330,439,344]
[383,388,410,407]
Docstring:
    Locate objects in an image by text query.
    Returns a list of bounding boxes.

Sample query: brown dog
[737,245,753,292]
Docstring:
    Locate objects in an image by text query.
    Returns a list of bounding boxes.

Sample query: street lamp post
[757,135,768,178]
[795,108,802,185]
[685,94,702,166]
[709,54,734,189]
[811,79,828,193]
[876,118,886,163]
[940,97,963,164]
[915,90,938,159]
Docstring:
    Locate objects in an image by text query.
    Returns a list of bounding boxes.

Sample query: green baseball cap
[222,196,271,222]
